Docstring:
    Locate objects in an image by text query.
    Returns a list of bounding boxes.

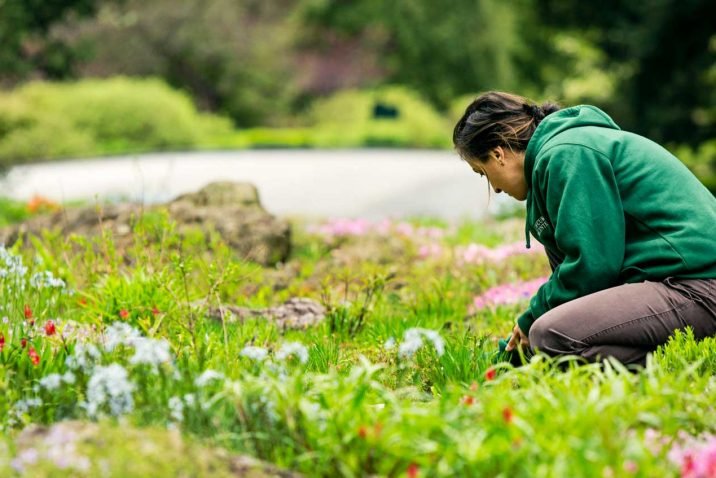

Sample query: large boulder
[0,182,291,266]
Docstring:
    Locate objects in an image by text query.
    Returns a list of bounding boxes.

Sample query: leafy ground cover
[0,208,715,477]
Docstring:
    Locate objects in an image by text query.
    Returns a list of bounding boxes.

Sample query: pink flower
[418,243,443,260]
[623,460,638,474]
[667,432,716,478]
[458,241,544,265]
[468,277,549,313]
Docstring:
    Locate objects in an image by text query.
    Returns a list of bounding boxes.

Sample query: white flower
[194,369,224,387]
[103,322,142,352]
[398,328,445,359]
[0,246,28,279]
[66,343,101,371]
[30,271,66,289]
[183,393,196,407]
[8,397,43,427]
[276,341,309,364]
[39,374,63,391]
[12,397,43,416]
[240,346,269,362]
[384,337,396,350]
[129,337,173,373]
[62,372,76,384]
[168,396,184,422]
[420,329,445,356]
[83,364,135,418]
[398,333,423,359]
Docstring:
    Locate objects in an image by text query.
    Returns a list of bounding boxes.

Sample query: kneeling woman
[453,91,716,367]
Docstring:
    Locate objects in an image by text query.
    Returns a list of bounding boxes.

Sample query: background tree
[536,0,716,145]
[0,0,107,82]
[53,0,298,127]
[295,0,555,109]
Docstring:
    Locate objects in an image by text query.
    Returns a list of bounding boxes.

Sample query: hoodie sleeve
[517,144,625,335]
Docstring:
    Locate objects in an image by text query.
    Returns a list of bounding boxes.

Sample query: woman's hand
[505,322,529,352]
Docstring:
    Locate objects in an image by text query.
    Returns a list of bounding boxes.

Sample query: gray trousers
[528,277,716,367]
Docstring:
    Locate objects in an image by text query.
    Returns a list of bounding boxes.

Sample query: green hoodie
[517,105,716,335]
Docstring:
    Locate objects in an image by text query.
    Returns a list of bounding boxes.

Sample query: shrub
[0,77,234,166]
[310,86,451,148]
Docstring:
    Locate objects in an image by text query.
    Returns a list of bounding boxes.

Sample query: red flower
[28,347,40,366]
[119,309,129,319]
[485,367,496,381]
[406,462,419,478]
[78,297,88,306]
[0,333,5,351]
[152,306,160,316]
[462,395,475,406]
[502,406,514,424]
[44,320,56,336]
[24,304,32,319]
[358,426,368,439]
[682,454,695,476]
[21,337,27,348]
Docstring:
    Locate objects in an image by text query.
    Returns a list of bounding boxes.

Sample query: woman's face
[466,146,528,201]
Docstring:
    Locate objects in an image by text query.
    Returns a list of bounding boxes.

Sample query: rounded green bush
[310,86,451,148]
[0,77,234,165]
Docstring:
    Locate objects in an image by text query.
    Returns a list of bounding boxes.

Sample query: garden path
[0,150,520,219]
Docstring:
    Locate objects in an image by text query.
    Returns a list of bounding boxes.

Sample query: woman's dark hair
[453,91,561,163]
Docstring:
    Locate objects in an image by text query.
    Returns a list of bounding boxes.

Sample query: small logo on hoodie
[534,216,550,236]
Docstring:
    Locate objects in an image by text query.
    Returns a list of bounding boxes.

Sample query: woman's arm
[517,144,626,335]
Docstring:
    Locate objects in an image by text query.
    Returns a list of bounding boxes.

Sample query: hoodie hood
[523,105,620,249]
[524,105,621,189]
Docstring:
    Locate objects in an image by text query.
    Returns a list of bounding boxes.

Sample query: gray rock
[0,182,291,266]
[204,297,325,330]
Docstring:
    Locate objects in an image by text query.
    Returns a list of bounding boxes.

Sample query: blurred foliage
[536,0,716,146]
[295,0,549,109]
[0,0,108,81]
[0,77,233,167]
[672,140,716,195]
[309,86,451,148]
[0,0,713,184]
[52,0,299,128]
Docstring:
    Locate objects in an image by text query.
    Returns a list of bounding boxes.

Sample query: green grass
[0,212,714,477]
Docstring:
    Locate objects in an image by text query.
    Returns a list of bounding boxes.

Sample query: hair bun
[522,103,544,120]
[539,102,561,117]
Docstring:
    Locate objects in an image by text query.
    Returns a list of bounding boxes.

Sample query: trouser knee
[528,320,584,357]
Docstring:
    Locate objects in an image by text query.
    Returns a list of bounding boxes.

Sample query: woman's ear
[493,146,506,166]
